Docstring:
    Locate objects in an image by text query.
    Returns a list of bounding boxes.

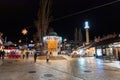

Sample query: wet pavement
[0,55,120,80]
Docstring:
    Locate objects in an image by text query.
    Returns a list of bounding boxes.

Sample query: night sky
[0,0,120,42]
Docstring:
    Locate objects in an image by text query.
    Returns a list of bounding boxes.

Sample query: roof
[92,36,120,47]
[48,32,58,36]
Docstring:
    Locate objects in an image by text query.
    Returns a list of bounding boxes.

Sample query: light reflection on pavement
[0,56,120,80]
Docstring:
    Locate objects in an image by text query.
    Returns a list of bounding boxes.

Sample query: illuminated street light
[21,28,28,45]
[18,39,22,43]
[64,38,67,42]
[30,40,33,43]
[22,28,28,35]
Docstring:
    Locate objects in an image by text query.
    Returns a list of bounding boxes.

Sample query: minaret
[74,27,78,44]
[78,27,82,42]
[84,21,90,45]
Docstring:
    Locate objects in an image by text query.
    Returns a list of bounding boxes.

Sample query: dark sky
[0,0,120,42]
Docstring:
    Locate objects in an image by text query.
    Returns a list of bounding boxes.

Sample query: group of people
[21,49,29,59]
[21,49,38,63]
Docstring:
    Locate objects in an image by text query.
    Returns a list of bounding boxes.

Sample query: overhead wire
[51,0,120,22]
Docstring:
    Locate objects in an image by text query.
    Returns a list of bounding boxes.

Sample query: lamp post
[84,21,90,45]
[22,28,28,45]
[18,39,22,43]
[63,38,67,50]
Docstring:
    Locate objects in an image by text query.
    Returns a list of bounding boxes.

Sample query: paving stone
[0,56,120,80]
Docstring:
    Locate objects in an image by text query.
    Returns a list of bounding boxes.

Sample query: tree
[34,0,53,43]
[74,27,78,44]
[78,27,83,42]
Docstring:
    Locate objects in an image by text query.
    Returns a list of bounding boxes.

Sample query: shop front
[94,40,120,60]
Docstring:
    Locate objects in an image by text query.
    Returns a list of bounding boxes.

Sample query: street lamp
[22,28,28,35]
[63,38,67,50]
[18,39,22,43]
[22,28,28,45]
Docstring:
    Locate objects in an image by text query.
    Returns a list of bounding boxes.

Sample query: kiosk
[43,32,62,56]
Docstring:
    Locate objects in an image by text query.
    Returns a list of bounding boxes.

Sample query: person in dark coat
[26,52,29,59]
[34,52,38,63]
[1,50,5,60]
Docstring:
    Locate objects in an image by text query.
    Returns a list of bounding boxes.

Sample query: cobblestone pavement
[0,55,120,80]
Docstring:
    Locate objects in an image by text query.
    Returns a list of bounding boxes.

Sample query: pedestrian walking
[21,49,26,59]
[46,52,51,63]
[26,52,29,59]
[34,52,38,63]
[1,50,5,60]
